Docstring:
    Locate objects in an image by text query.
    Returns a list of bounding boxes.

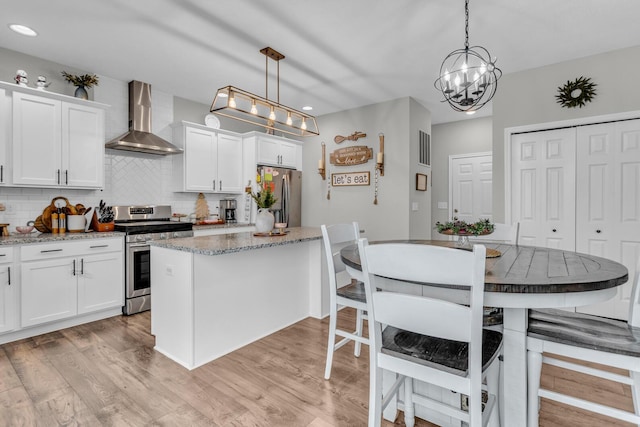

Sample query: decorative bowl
[16,226,34,234]
[274,222,287,229]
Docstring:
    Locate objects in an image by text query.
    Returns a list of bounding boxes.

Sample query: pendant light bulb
[229,92,236,108]
[301,118,307,130]
[269,107,276,121]
[250,100,258,115]
[286,112,293,125]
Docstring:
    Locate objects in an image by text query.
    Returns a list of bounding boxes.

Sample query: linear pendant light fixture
[210,47,319,137]
[434,0,502,113]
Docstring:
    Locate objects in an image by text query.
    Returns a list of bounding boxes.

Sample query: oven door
[126,243,151,298]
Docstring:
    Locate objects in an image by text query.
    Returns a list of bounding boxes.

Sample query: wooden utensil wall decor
[333,131,366,144]
[329,146,373,166]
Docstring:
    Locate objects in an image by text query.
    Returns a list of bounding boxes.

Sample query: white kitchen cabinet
[252,133,299,168]
[11,90,105,188]
[0,247,16,333]
[0,88,11,185]
[20,238,123,328]
[173,122,243,193]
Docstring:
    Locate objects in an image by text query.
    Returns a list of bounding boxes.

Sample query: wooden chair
[321,222,368,380]
[527,255,640,426]
[359,239,503,427]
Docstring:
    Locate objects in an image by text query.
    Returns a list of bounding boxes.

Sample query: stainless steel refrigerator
[257,165,302,227]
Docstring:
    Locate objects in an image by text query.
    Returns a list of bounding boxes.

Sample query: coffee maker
[219,198,237,224]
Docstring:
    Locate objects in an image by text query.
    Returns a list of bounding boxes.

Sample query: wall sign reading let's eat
[331,171,370,187]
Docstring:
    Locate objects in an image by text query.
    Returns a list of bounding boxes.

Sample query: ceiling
[3,0,640,125]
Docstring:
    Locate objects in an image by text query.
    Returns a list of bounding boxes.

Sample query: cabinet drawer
[21,237,122,261]
[0,247,13,263]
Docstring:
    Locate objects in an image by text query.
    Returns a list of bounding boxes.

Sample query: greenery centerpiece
[251,187,278,233]
[436,218,494,247]
[61,71,99,100]
[251,186,277,209]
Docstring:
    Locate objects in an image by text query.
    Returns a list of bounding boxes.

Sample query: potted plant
[251,187,277,233]
[61,71,99,100]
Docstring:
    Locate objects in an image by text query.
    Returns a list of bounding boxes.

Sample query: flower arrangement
[61,71,99,88]
[251,186,277,209]
[435,218,494,236]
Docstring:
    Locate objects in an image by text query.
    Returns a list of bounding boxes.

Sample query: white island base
[151,229,322,370]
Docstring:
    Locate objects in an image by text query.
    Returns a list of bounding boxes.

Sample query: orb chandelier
[434,0,502,113]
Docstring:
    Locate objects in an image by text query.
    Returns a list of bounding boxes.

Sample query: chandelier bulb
[250,100,258,115]
[286,112,293,126]
[229,92,236,108]
[454,73,461,88]
[461,62,468,74]
[444,69,451,82]
[269,107,276,121]
[301,118,307,130]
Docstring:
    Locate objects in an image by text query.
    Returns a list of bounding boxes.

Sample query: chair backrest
[321,222,360,293]
[469,222,519,244]
[358,238,486,381]
[627,254,640,327]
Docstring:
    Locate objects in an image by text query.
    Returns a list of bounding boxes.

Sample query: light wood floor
[0,308,635,426]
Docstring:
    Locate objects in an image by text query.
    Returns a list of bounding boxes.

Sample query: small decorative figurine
[14,70,28,86]
[36,75,51,91]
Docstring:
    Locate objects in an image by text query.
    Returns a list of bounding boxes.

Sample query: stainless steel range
[114,205,193,315]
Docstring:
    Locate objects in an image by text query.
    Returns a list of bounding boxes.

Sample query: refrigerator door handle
[282,173,290,225]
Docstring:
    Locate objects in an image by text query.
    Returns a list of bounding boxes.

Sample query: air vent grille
[419,130,430,166]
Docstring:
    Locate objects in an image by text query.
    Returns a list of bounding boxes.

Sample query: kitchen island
[150,227,323,370]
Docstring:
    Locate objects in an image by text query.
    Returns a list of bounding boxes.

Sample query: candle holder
[318,142,326,180]
[376,133,385,176]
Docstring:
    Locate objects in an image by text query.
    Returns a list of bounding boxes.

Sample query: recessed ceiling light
[9,24,38,37]
[302,106,313,111]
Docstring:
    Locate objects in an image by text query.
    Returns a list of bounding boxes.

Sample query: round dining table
[340,240,629,427]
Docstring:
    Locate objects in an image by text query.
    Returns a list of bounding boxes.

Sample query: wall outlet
[411,202,419,211]
[165,265,174,276]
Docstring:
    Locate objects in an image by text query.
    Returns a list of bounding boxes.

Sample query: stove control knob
[160,233,167,240]
[173,232,182,238]
[135,235,145,242]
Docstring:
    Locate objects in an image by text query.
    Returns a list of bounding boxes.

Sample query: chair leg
[354,308,363,357]
[404,377,415,427]
[369,362,383,427]
[527,350,543,427]
[631,370,640,426]
[324,308,338,380]
[486,359,500,427]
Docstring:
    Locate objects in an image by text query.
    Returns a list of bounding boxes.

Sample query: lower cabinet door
[77,252,123,314]
[21,258,77,327]
[0,264,15,333]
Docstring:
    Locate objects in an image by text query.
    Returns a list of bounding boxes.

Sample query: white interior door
[576,120,640,319]
[450,152,493,223]
[511,128,576,250]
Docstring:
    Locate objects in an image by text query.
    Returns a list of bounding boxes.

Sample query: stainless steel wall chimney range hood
[106,81,183,155]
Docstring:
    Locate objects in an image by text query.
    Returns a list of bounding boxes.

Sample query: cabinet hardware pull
[7,266,10,285]
[57,169,61,184]
[596,229,602,233]
[1,164,3,183]
[213,180,216,190]
[65,170,68,185]
[219,180,222,191]
[80,258,84,275]
[552,229,557,233]
[72,259,76,276]
[0,254,5,257]
[41,249,63,253]
[90,244,108,249]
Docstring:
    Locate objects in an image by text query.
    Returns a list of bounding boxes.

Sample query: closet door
[576,120,640,320]
[511,128,576,250]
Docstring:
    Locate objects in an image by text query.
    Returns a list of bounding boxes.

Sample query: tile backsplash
[0,76,234,229]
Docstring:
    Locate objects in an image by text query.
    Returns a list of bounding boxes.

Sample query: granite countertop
[0,231,124,246]
[150,226,321,256]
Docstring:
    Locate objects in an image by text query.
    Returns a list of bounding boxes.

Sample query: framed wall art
[416,173,428,191]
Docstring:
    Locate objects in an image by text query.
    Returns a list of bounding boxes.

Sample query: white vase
[255,208,275,233]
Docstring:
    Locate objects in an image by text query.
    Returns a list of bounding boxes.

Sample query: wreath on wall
[555,76,597,109]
